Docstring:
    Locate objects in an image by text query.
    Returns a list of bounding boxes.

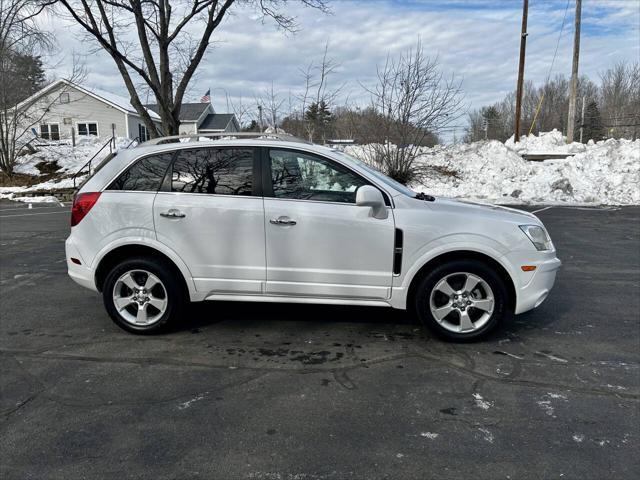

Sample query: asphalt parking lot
[0,199,638,480]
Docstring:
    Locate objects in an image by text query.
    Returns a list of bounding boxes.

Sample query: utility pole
[566,0,582,143]
[514,0,529,143]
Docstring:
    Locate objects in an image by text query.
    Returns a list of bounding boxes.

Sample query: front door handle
[160,209,186,219]
[270,216,297,226]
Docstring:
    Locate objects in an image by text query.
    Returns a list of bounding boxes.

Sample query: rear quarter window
[107,153,174,192]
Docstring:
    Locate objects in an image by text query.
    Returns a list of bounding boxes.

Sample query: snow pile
[1,137,134,200]
[11,195,61,204]
[1,131,638,205]
[345,131,640,205]
[505,129,587,155]
[1,177,77,196]
[13,136,131,176]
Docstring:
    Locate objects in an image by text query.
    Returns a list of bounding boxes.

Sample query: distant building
[15,79,162,142]
[14,79,240,144]
[144,102,240,135]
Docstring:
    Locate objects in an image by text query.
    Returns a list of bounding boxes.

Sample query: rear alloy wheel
[103,257,185,334]
[415,260,508,341]
[112,270,168,327]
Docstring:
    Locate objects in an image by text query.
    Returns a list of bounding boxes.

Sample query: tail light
[71,192,101,227]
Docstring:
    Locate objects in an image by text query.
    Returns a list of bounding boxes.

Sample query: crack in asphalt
[1,370,270,417]
[2,346,637,405]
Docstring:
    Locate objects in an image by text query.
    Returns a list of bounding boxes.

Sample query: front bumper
[65,237,98,292]
[503,251,562,314]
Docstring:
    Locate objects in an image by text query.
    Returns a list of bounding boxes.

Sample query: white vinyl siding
[18,84,125,139]
[18,84,158,140]
[179,122,198,135]
[128,116,161,142]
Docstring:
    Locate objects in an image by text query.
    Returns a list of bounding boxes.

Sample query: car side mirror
[356,185,388,219]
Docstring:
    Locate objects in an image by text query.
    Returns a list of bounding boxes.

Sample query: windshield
[331,150,417,198]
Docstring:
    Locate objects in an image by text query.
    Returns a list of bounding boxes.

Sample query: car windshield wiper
[415,192,435,202]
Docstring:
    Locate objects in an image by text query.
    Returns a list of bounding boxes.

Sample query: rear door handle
[270,216,296,226]
[160,209,186,219]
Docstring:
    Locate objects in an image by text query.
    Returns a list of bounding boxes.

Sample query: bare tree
[600,62,640,139]
[227,95,252,130]
[362,40,463,184]
[258,81,285,131]
[49,0,329,137]
[466,65,637,143]
[294,42,343,142]
[0,0,55,177]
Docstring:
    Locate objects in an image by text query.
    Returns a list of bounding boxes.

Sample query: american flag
[200,89,211,103]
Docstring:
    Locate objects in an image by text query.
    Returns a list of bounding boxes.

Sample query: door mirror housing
[356,185,388,219]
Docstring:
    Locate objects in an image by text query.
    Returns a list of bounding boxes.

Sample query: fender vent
[393,228,403,275]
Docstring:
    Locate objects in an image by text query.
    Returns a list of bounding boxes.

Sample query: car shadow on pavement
[170,296,568,345]
[182,300,416,330]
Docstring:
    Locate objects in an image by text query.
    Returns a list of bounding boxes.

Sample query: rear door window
[171,148,254,196]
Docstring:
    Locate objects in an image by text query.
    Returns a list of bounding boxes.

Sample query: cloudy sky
[42,0,638,136]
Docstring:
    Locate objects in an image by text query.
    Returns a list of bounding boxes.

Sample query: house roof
[144,102,210,122]
[199,113,236,131]
[16,79,161,120]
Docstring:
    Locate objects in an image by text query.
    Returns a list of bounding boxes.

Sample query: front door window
[269,149,367,203]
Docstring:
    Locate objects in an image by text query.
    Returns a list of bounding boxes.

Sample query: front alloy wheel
[414,259,508,341]
[429,272,495,334]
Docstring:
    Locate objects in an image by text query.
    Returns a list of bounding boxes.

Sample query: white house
[144,102,240,135]
[15,79,162,142]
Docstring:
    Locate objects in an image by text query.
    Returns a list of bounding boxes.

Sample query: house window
[59,93,70,104]
[138,123,150,142]
[40,124,60,141]
[77,122,98,136]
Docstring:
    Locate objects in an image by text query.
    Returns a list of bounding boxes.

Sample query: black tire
[102,256,186,334]
[413,259,509,342]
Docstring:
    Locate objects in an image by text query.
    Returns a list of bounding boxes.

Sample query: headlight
[519,225,553,251]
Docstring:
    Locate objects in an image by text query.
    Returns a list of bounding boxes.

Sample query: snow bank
[0,177,76,199]
[1,137,133,200]
[505,129,587,155]
[11,195,61,204]
[1,131,638,205]
[345,131,640,205]
[13,136,131,176]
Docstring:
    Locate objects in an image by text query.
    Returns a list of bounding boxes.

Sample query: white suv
[66,134,561,341]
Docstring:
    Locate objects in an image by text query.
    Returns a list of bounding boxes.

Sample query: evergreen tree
[305,101,333,143]
[242,120,260,132]
[0,51,46,108]
[583,101,605,142]
[482,106,501,140]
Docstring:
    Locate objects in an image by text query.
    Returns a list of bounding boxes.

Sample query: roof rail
[137,131,312,147]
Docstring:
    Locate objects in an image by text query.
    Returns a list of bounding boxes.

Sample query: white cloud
[40,0,639,132]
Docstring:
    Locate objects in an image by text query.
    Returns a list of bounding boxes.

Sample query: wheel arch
[94,244,193,300]
[406,250,516,313]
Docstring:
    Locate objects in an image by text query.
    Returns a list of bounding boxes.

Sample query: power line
[528,0,572,135]
[545,0,572,84]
